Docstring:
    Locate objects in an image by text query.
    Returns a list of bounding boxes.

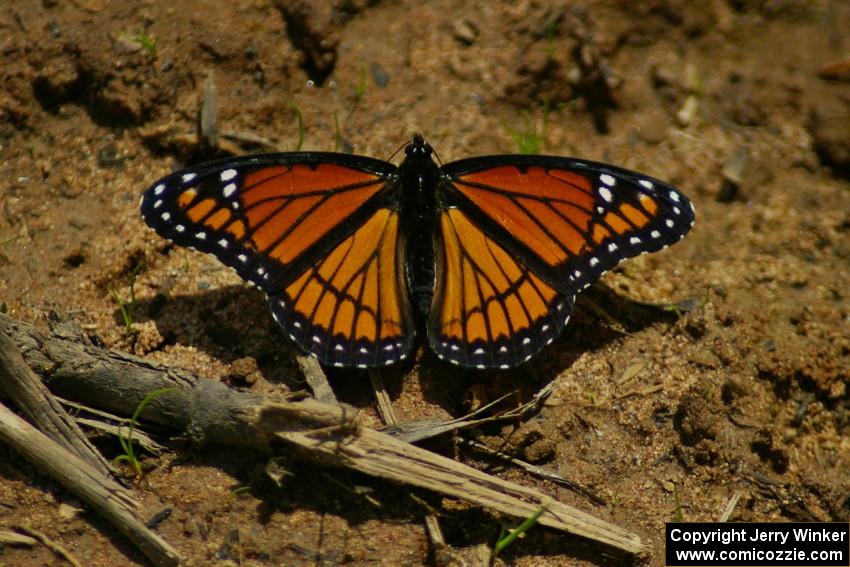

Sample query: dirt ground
[1,0,849,565]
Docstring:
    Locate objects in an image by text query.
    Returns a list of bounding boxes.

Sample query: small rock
[369,62,389,87]
[225,356,262,386]
[635,112,669,145]
[451,18,479,45]
[58,502,83,520]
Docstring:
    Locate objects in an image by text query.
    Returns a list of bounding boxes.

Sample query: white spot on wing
[629,237,641,245]
[666,219,675,228]
[175,224,185,232]
[651,230,661,238]
[238,254,248,263]
[639,179,654,190]
[161,212,171,221]
[600,174,616,186]
[669,191,680,202]
[195,231,206,240]
[220,169,237,182]
[223,183,237,198]
[608,243,618,252]
[153,183,165,195]
[181,173,197,183]
[590,257,599,266]
[599,186,613,203]
[153,199,163,209]
[218,238,228,248]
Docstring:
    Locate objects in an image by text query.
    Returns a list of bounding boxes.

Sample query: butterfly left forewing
[140,153,396,292]
[140,153,414,366]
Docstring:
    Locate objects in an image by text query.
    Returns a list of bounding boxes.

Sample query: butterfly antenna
[387,139,408,161]
[431,145,444,166]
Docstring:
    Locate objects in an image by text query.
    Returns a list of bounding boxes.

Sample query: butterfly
[140,135,694,369]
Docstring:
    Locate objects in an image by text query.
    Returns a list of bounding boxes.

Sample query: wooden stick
[257,400,644,554]
[296,354,338,405]
[0,402,180,566]
[369,369,398,426]
[0,330,115,478]
[0,529,37,547]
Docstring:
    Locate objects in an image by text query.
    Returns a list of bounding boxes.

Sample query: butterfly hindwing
[441,156,695,295]
[429,206,573,368]
[267,207,415,367]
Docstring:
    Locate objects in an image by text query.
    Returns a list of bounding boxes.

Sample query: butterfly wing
[429,205,574,368]
[140,153,415,367]
[429,156,694,368]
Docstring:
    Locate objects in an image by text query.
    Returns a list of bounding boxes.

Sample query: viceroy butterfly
[140,135,694,369]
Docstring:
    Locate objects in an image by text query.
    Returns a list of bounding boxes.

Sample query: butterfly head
[406,134,433,160]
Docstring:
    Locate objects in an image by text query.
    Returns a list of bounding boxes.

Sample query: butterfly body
[397,136,440,320]
[141,135,694,369]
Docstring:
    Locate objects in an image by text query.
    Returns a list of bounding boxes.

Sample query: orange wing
[141,154,414,366]
[267,207,414,367]
[441,158,694,295]
[432,156,694,367]
[429,207,572,368]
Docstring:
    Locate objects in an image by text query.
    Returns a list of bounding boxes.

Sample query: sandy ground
[1,0,849,565]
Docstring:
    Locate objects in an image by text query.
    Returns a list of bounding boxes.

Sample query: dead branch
[0,327,114,478]
[0,313,645,555]
[257,400,643,553]
[0,401,179,566]
[0,324,181,566]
